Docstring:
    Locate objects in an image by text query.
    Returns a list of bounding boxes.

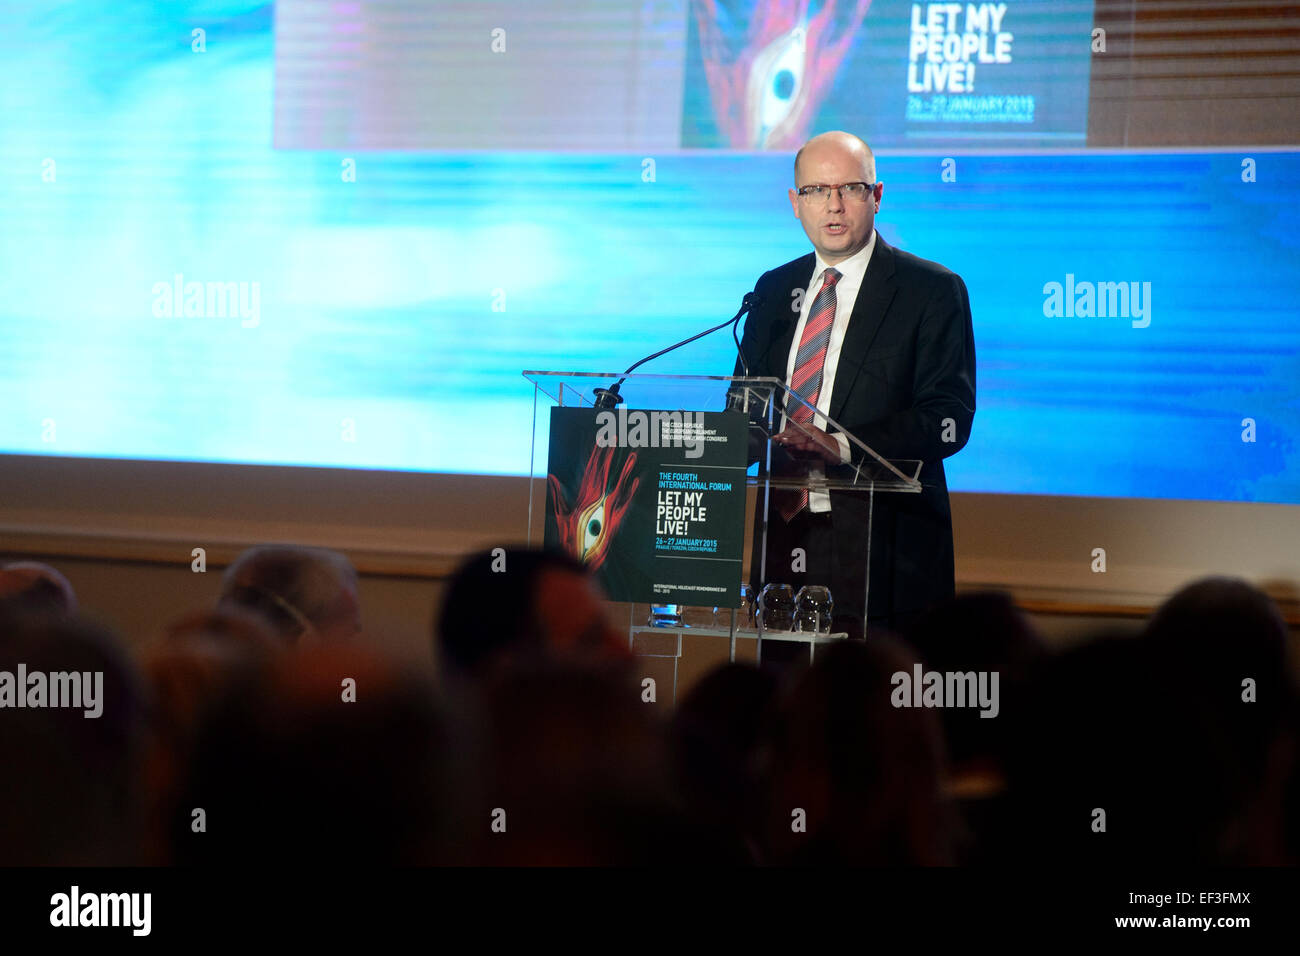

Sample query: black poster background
[544,407,748,607]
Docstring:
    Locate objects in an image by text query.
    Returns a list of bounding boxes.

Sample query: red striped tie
[780,267,841,522]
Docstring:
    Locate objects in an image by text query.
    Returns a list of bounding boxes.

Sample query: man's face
[788,143,881,265]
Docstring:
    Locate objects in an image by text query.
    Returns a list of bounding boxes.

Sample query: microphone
[593,291,764,409]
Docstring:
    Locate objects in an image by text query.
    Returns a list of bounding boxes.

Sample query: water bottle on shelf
[648,604,683,627]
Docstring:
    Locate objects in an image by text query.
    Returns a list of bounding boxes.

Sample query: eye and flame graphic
[692,0,873,149]
[547,444,641,572]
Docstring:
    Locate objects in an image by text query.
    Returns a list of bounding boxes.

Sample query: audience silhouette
[0,550,1295,867]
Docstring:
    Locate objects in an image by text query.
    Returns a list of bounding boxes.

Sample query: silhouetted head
[476,656,682,864]
[1006,617,1292,867]
[1142,577,1295,861]
[170,646,450,865]
[146,607,285,758]
[436,546,627,680]
[904,591,1046,774]
[1144,576,1290,704]
[1005,634,1159,864]
[760,637,953,865]
[140,607,287,863]
[0,612,148,865]
[1144,576,1293,772]
[0,561,78,618]
[670,662,778,856]
[217,545,361,646]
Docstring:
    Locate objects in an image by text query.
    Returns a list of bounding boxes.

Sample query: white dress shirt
[782,229,877,512]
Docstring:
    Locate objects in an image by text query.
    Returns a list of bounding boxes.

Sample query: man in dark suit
[734,131,975,640]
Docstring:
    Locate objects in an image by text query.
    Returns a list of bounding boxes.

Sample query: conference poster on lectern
[544,408,749,608]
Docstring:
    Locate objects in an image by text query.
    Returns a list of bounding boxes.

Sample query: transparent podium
[524,370,922,702]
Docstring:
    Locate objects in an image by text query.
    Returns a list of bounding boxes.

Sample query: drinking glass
[794,585,833,634]
[757,583,795,631]
[719,583,757,632]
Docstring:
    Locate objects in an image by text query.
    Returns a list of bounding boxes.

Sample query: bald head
[218,545,361,646]
[794,131,875,185]
[0,561,77,618]
[789,131,882,266]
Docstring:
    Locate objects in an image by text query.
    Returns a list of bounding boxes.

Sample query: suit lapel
[830,233,898,424]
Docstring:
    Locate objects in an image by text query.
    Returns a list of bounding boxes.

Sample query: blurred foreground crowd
[1,547,1298,866]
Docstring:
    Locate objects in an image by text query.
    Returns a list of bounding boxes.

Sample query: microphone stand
[592,292,761,408]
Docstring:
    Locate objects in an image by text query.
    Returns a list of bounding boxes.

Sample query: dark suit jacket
[734,231,976,628]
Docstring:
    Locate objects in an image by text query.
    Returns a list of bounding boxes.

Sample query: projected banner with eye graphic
[274,0,1094,151]
[544,408,748,606]
[682,0,1092,149]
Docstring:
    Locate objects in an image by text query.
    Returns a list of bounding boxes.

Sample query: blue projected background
[1,1,1297,504]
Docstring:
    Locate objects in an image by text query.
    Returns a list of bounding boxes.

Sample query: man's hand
[773,424,844,464]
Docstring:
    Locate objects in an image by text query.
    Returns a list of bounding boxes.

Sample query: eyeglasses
[796,182,875,204]
[226,584,318,645]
